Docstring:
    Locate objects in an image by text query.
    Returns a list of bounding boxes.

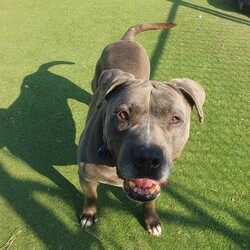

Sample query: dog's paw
[146,222,162,237]
[145,212,162,237]
[79,213,98,228]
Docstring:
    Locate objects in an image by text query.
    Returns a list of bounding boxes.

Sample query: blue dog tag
[98,144,106,158]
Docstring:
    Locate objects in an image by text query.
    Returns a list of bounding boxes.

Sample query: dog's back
[91,22,176,92]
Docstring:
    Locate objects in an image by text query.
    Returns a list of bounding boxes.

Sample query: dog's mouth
[123,178,167,202]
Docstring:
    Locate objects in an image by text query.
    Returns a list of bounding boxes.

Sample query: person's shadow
[0,61,92,194]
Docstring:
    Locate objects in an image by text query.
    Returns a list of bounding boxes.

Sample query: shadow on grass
[74,180,249,249]
[0,61,91,191]
[151,0,249,77]
[173,0,250,25]
[159,184,249,249]
[0,62,102,248]
[0,161,110,249]
[150,0,181,78]
[207,0,240,12]
[149,1,249,247]
[0,157,139,249]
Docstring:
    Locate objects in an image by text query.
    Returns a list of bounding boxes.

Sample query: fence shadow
[159,184,249,249]
[150,0,181,78]
[82,180,250,249]
[178,0,250,25]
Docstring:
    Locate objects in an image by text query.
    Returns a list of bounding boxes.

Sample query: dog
[78,22,205,236]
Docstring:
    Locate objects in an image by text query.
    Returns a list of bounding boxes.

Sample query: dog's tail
[121,22,176,41]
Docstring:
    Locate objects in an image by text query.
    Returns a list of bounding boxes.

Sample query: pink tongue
[132,178,160,187]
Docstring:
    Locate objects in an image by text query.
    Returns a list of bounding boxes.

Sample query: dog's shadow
[0,61,91,193]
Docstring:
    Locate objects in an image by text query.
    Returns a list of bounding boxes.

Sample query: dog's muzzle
[123,178,167,202]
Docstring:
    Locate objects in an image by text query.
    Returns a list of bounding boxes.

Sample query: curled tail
[121,22,176,41]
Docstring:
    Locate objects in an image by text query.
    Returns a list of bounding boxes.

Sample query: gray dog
[78,22,205,236]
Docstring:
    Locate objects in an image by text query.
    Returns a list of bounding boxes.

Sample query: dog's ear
[168,78,205,123]
[97,69,135,108]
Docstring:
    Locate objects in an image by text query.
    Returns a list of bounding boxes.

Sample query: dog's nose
[135,147,162,170]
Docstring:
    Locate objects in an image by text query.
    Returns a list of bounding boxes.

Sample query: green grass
[0,0,249,249]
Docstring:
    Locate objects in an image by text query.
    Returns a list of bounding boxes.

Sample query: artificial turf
[0,0,249,249]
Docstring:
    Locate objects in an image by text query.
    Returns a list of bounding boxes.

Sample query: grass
[0,0,249,249]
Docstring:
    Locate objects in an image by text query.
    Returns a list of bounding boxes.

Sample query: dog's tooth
[149,188,155,194]
[152,184,160,191]
[129,181,135,188]
[141,188,147,195]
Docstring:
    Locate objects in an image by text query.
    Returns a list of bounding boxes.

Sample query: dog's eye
[169,116,181,125]
[117,111,129,122]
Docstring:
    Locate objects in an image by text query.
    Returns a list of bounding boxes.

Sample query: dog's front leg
[79,174,99,228]
[143,201,162,237]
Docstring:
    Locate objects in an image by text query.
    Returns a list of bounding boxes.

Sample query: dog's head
[97,69,205,202]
